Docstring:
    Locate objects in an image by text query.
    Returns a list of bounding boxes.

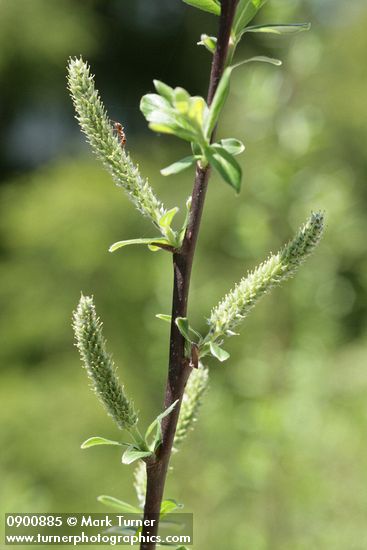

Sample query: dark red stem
[140,2,238,548]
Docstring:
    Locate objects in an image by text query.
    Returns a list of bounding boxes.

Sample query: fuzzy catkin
[133,461,147,508]
[67,57,166,227]
[174,364,209,449]
[73,295,138,431]
[207,211,324,341]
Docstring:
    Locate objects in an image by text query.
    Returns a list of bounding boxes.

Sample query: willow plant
[69,1,323,548]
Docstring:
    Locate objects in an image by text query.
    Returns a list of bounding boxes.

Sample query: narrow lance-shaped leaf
[145,400,179,441]
[204,65,233,138]
[156,314,172,323]
[159,207,179,230]
[161,156,198,177]
[81,436,123,449]
[206,145,242,194]
[182,0,220,16]
[109,237,172,253]
[232,0,268,40]
[175,317,202,343]
[244,22,311,35]
[97,495,142,514]
[243,56,282,66]
[122,446,152,465]
[204,57,281,139]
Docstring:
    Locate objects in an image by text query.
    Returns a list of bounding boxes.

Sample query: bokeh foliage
[1,1,367,548]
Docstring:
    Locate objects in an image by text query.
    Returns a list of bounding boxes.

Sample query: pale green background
[1,1,367,548]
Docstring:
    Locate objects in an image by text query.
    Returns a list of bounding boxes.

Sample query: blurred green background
[1,0,367,548]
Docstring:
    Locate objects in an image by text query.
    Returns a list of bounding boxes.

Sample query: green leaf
[160,499,183,517]
[233,0,268,39]
[159,208,179,229]
[182,0,220,16]
[206,145,242,193]
[188,97,208,128]
[209,342,230,362]
[197,34,217,53]
[161,156,198,176]
[148,113,196,143]
[179,196,192,245]
[109,237,171,253]
[173,87,191,114]
[244,22,311,35]
[140,93,171,119]
[153,80,174,102]
[175,317,192,342]
[122,446,152,465]
[204,65,232,137]
[97,495,142,514]
[175,317,202,343]
[145,400,179,442]
[156,314,172,323]
[205,57,280,138]
[219,138,245,156]
[81,436,122,449]
[243,55,282,66]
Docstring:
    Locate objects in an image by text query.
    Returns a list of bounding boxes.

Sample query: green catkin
[174,364,209,449]
[67,57,166,228]
[207,211,324,342]
[133,461,147,508]
[73,295,138,431]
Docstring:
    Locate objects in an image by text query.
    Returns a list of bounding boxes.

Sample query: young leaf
[148,113,197,143]
[209,342,230,362]
[153,80,174,102]
[219,138,245,156]
[175,317,192,342]
[109,237,172,253]
[145,400,179,441]
[159,207,179,230]
[160,499,184,517]
[197,34,217,54]
[182,0,220,16]
[204,65,232,137]
[232,0,268,40]
[175,317,202,343]
[140,93,171,119]
[81,436,122,449]
[179,196,192,245]
[97,495,142,514]
[156,314,172,323]
[206,145,242,193]
[244,22,311,35]
[205,57,281,138]
[122,446,153,465]
[243,55,282,66]
[161,156,198,177]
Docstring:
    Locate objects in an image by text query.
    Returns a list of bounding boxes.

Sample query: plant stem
[140,2,238,548]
